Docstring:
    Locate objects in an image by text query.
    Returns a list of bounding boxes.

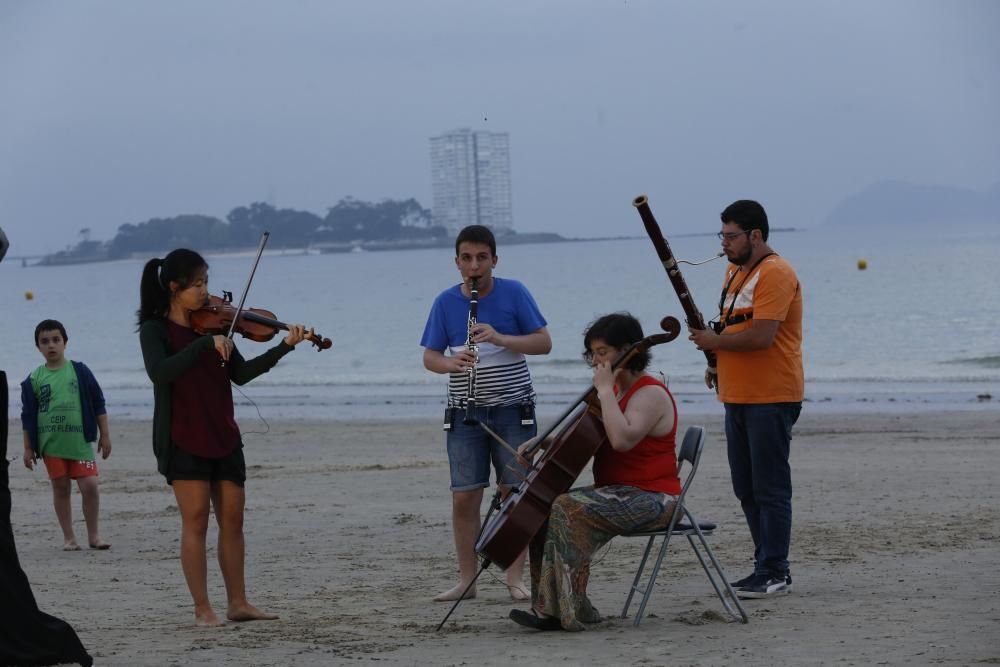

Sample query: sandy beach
[4,409,998,666]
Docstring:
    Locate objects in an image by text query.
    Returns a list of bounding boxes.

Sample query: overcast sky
[1,0,997,255]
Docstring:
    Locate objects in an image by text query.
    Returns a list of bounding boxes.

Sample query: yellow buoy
[25,290,34,300]
[857,259,867,271]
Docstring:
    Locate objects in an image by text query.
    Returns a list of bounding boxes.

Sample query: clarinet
[463,278,480,425]
[633,195,719,387]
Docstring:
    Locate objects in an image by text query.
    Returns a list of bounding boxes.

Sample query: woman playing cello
[137,248,313,626]
[511,313,681,632]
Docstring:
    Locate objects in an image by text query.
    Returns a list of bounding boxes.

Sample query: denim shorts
[446,403,535,492]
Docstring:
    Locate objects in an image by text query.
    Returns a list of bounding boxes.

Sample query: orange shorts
[43,456,98,480]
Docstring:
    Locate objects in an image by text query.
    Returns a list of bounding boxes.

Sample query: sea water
[2,226,998,420]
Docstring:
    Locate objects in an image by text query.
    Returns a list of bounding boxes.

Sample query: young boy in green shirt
[21,319,112,551]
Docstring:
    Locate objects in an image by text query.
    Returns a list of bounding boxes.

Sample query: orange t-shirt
[716,254,804,404]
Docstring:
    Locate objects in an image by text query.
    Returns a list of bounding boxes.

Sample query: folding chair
[620,425,748,626]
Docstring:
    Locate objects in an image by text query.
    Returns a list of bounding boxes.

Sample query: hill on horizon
[823,180,1000,228]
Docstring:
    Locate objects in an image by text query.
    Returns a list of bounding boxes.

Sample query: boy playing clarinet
[420,225,551,602]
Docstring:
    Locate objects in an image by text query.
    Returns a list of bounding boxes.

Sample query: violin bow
[225,231,270,343]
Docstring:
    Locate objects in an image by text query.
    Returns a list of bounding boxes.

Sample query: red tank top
[593,375,681,495]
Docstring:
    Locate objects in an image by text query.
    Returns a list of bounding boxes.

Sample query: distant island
[823,180,1000,228]
[30,179,998,266]
[34,197,567,266]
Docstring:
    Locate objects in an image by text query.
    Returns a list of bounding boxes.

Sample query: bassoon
[633,195,718,387]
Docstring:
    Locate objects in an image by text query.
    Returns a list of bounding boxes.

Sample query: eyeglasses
[717,230,751,242]
[584,346,616,367]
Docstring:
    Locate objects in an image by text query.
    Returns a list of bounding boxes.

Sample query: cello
[474,316,681,570]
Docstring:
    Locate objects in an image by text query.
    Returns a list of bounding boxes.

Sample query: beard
[728,246,753,266]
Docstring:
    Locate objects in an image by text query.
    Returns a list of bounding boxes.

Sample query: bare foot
[507,582,530,601]
[195,608,224,627]
[89,540,111,550]
[433,582,477,602]
[227,603,279,622]
[63,541,81,551]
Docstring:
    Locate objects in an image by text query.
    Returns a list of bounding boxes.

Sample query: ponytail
[136,249,207,328]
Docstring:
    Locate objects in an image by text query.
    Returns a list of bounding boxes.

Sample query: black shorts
[166,444,247,487]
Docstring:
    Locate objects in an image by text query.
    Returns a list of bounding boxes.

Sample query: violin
[475,316,681,570]
[190,291,333,351]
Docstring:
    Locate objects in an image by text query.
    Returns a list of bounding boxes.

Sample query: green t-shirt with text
[30,362,94,461]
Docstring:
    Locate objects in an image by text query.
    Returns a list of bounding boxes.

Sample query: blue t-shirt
[420,277,547,407]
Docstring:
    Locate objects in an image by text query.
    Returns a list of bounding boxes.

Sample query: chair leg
[621,535,657,619]
[631,532,675,627]
[622,510,750,626]
[686,524,748,623]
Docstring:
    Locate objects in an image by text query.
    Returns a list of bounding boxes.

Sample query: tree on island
[226,203,325,248]
[46,197,448,264]
[320,197,439,242]
[109,215,231,258]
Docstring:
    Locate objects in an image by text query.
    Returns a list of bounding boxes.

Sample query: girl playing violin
[137,248,312,626]
[512,313,681,632]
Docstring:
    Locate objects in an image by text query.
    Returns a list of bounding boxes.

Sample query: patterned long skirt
[528,485,676,631]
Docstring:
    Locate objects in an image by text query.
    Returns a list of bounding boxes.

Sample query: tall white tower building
[430,129,513,235]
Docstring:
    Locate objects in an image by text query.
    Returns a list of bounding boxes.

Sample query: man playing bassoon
[688,199,804,599]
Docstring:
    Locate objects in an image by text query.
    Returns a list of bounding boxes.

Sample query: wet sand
[5,409,999,666]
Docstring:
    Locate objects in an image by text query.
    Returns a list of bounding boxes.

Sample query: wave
[942,356,1000,369]
[9,373,998,393]
[802,375,999,384]
[530,357,587,367]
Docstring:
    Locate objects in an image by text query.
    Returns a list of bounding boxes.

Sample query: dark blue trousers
[724,402,801,577]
